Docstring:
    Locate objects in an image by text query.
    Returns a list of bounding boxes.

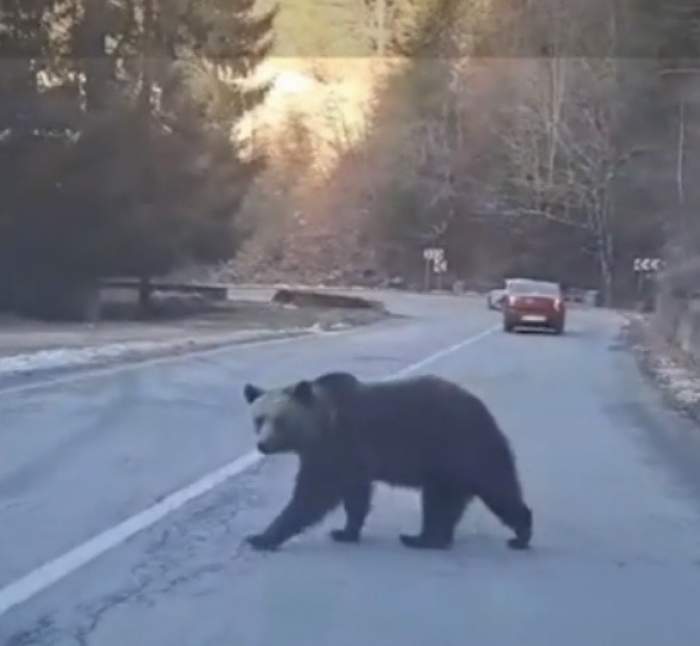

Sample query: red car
[503,280,566,334]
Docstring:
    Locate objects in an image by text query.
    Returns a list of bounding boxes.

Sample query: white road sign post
[633,257,663,312]
[423,248,447,291]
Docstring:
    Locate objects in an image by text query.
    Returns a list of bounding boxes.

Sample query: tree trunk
[78,0,111,114]
[545,57,566,188]
[677,98,686,208]
[138,275,153,314]
[375,0,387,56]
[597,233,614,306]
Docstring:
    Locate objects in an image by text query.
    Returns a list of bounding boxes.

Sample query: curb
[0,328,316,390]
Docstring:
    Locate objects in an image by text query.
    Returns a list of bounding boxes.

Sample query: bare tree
[498,57,629,300]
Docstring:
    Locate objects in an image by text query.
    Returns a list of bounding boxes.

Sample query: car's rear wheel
[503,318,515,333]
[552,323,564,335]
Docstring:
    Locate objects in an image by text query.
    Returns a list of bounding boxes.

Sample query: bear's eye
[254,415,265,431]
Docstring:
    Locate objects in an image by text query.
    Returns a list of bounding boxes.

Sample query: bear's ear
[292,380,314,406]
[243,383,265,404]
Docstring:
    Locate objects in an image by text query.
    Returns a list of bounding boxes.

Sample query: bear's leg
[438,487,474,545]
[400,483,470,550]
[246,467,342,551]
[478,489,532,550]
[330,480,373,543]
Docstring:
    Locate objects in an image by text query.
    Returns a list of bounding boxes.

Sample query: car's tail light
[554,298,562,311]
[508,295,518,307]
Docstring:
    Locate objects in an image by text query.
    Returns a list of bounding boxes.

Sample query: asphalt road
[2,291,700,646]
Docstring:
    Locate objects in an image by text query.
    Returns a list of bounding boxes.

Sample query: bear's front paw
[400,534,451,550]
[507,536,530,550]
[330,528,360,543]
[245,534,279,551]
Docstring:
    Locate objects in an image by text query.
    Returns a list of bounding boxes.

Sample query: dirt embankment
[625,314,700,423]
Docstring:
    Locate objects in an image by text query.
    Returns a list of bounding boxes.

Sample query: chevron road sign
[633,258,663,272]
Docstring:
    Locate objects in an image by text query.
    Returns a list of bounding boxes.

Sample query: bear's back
[311,373,514,488]
[326,374,505,446]
[346,375,510,486]
[315,372,360,393]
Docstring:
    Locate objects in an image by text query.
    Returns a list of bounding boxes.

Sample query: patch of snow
[652,356,700,405]
[0,342,166,376]
[0,327,313,378]
[327,321,351,331]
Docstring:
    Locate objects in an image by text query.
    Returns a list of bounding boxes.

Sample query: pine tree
[0,0,77,309]
[2,0,275,316]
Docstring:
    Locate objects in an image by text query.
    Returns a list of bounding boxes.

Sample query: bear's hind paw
[245,534,279,551]
[330,529,361,543]
[400,534,451,550]
[507,536,530,550]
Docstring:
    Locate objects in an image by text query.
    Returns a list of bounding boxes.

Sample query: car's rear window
[509,281,560,296]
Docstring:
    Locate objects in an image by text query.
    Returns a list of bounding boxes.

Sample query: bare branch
[659,68,700,77]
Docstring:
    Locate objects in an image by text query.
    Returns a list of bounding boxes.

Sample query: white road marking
[0,324,497,617]
[0,451,261,617]
[389,325,499,380]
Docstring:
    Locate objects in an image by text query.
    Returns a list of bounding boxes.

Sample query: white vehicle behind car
[487,288,506,310]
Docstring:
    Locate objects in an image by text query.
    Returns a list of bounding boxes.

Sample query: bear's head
[243,380,332,455]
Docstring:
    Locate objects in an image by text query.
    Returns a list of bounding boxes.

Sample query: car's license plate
[522,315,546,323]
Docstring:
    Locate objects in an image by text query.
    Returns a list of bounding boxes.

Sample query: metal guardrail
[271,288,383,310]
[100,279,228,300]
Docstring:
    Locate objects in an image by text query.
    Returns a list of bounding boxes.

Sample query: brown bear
[243,372,532,552]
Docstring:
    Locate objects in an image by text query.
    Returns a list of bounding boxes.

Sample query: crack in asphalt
[72,578,151,646]
[13,473,262,646]
[5,615,56,646]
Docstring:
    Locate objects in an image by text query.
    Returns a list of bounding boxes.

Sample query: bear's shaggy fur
[243,372,532,552]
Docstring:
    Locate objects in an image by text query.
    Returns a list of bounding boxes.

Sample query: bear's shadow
[276,528,548,565]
